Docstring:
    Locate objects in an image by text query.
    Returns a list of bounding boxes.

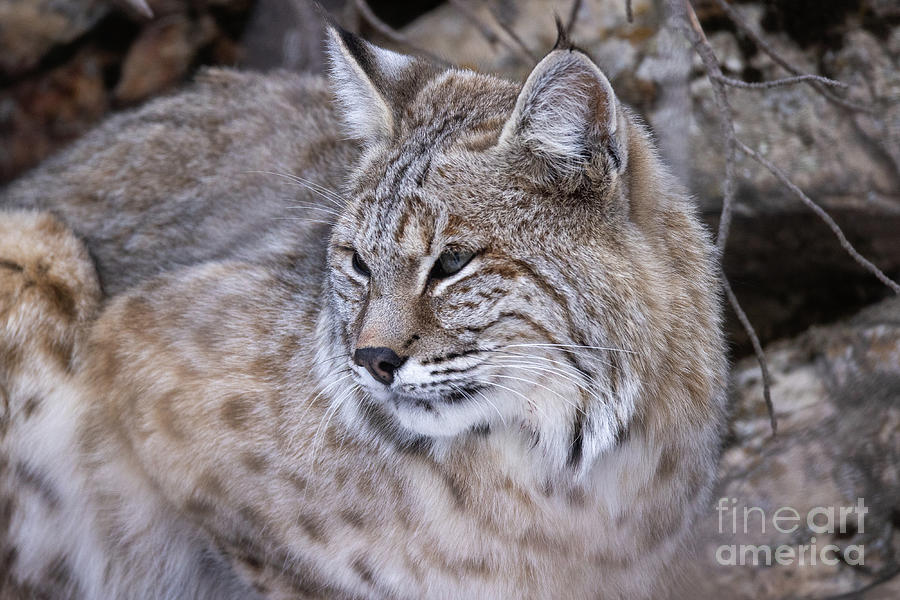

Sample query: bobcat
[0,24,727,599]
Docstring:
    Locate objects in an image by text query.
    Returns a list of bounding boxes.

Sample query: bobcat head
[315,24,723,476]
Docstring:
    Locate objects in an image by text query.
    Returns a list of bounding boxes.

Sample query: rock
[0,0,255,182]
[0,47,110,182]
[114,13,217,105]
[718,207,900,358]
[680,297,900,598]
[689,22,900,216]
[240,0,345,73]
[696,10,900,355]
[403,0,654,88]
[0,0,111,78]
[829,28,900,177]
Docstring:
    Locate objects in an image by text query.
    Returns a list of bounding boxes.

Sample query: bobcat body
[0,27,726,599]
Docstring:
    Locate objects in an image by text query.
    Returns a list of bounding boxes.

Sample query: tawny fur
[0,27,727,600]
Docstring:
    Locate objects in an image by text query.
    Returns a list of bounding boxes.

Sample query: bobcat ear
[325,25,435,145]
[498,45,627,179]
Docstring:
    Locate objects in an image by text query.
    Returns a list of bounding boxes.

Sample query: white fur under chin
[315,314,638,481]
[388,397,489,438]
[364,373,624,478]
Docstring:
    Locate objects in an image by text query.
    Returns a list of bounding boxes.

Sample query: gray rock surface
[0,0,110,77]
[682,297,900,598]
[0,0,253,182]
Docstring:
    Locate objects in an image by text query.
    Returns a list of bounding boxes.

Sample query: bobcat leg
[0,209,100,385]
[0,210,101,598]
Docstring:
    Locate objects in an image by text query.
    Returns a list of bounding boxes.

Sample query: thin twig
[449,0,532,64]
[722,274,777,436]
[670,0,737,255]
[115,0,153,18]
[819,567,900,600]
[567,0,583,35]
[485,4,537,62]
[712,73,848,90]
[670,0,772,432]
[353,0,449,65]
[671,0,895,438]
[353,0,405,43]
[735,139,900,295]
[710,0,874,113]
[625,0,633,23]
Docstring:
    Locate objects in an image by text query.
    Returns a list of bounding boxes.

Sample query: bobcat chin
[0,23,726,600]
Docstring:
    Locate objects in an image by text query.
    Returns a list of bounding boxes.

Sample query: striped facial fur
[318,26,723,474]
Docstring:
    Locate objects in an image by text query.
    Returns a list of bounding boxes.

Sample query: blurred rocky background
[1,0,898,597]
[689,296,900,599]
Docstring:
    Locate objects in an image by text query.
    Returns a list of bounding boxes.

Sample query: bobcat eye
[352,251,371,277]
[430,249,475,279]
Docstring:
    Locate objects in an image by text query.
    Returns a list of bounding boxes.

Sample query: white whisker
[284,174,347,205]
[309,385,356,469]
[282,204,344,218]
[474,389,508,428]
[271,218,335,226]
[243,170,346,208]
[488,348,611,372]
[502,342,635,355]
[491,358,594,394]
[490,351,588,379]
[297,372,352,424]
[492,373,585,417]
[476,380,549,422]
[449,383,506,427]
[489,353,601,395]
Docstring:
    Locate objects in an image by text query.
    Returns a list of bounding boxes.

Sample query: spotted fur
[0,26,726,600]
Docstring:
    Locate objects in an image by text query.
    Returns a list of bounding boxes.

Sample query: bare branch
[625,0,634,24]
[669,0,893,439]
[114,0,153,19]
[668,0,737,255]
[669,0,772,431]
[485,5,537,63]
[567,0,584,34]
[711,0,874,113]
[449,0,530,63]
[722,274,776,436]
[353,0,449,66]
[712,73,848,90]
[735,138,900,295]
[353,0,406,44]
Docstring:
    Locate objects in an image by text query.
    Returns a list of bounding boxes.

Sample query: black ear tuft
[552,15,575,51]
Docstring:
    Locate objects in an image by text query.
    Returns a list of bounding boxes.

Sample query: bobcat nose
[353,347,407,386]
